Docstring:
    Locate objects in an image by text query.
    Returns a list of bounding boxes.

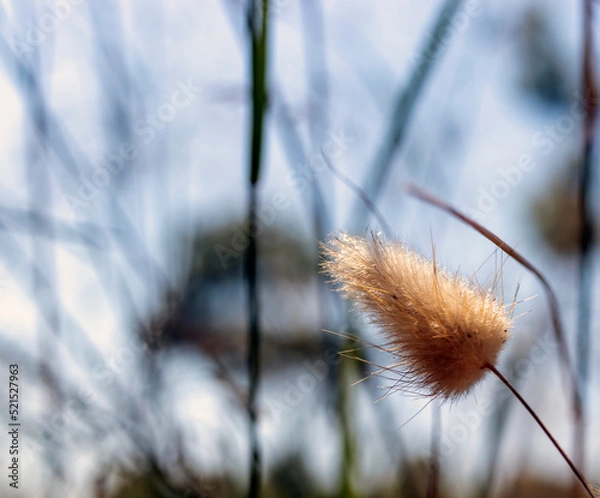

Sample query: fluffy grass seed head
[322,232,512,401]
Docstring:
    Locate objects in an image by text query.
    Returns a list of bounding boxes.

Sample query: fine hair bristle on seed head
[321,231,512,401]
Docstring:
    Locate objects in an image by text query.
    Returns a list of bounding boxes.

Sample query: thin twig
[322,150,392,237]
[485,363,594,498]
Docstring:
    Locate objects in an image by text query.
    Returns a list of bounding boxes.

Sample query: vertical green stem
[246,187,261,498]
[246,1,269,497]
[248,0,269,186]
[338,337,357,498]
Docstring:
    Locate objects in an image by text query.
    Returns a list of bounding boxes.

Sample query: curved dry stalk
[484,363,594,498]
[406,184,581,414]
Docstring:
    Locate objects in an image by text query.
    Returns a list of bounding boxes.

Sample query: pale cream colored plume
[321,232,512,400]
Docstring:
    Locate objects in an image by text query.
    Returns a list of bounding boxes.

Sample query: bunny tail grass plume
[322,232,512,401]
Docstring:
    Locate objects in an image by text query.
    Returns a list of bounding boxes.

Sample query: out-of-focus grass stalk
[299,0,331,339]
[0,26,175,297]
[248,0,269,185]
[300,0,329,147]
[574,0,597,488]
[320,145,423,495]
[350,0,465,232]
[245,1,269,497]
[338,340,357,498]
[0,9,166,456]
[427,404,441,498]
[19,5,65,477]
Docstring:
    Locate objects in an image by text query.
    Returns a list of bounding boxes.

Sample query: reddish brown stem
[484,363,594,498]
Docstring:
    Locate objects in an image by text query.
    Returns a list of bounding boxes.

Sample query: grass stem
[245,1,269,497]
[484,363,594,498]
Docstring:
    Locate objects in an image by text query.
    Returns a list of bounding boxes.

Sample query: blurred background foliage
[0,0,598,497]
